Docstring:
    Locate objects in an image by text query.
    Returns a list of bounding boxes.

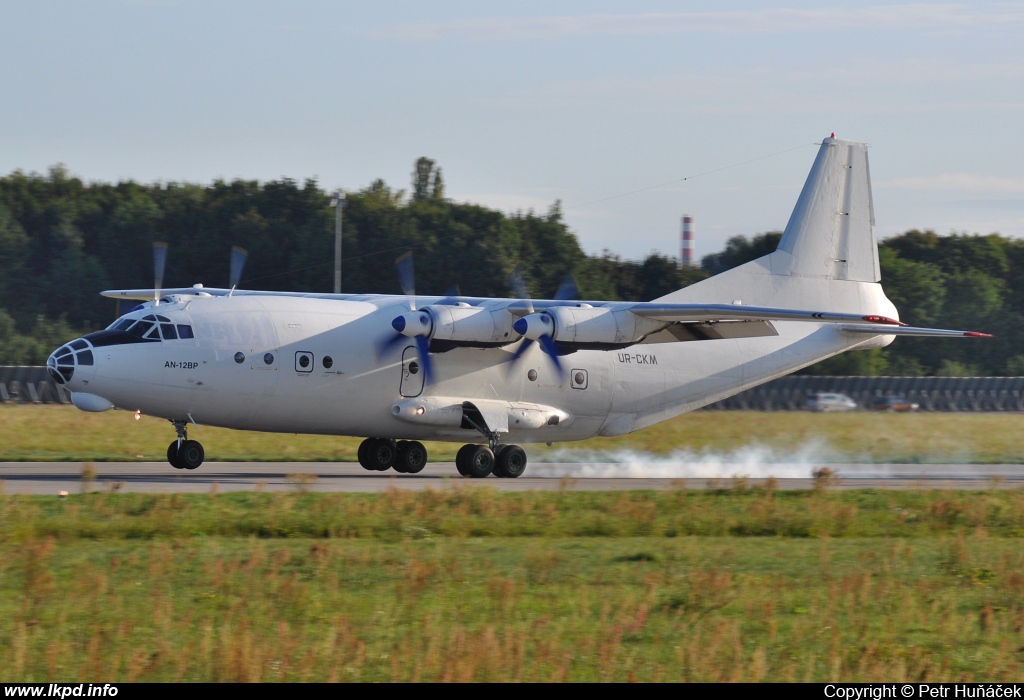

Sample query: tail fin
[770,136,880,282]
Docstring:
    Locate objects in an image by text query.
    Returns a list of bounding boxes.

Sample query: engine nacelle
[516,306,666,345]
[392,304,520,345]
[430,304,519,344]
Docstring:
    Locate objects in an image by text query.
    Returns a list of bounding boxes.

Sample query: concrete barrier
[0,366,70,405]
[705,376,1024,411]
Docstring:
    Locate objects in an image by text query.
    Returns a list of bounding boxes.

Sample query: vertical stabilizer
[771,136,880,282]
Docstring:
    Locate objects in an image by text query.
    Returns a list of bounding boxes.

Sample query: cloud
[373,5,1024,41]
[878,173,1024,193]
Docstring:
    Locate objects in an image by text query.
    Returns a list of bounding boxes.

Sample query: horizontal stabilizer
[838,324,992,338]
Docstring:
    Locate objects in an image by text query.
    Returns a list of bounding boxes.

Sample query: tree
[700,232,782,275]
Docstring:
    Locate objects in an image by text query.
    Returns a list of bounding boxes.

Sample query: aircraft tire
[393,441,410,473]
[491,445,507,477]
[366,438,396,471]
[455,444,474,476]
[166,441,184,469]
[464,445,495,478]
[357,438,374,470]
[397,441,428,474]
[495,445,527,479]
[178,440,204,470]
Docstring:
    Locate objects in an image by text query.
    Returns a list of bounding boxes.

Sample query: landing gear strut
[167,420,204,470]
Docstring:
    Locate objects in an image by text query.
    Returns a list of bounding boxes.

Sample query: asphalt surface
[1,461,1023,494]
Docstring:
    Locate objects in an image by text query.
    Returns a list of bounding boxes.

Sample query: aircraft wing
[625,303,904,326]
[837,324,992,338]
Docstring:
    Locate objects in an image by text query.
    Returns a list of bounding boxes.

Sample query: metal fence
[3,366,1023,412]
[705,376,1024,411]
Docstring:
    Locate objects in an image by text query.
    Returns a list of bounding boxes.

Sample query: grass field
[3,404,1024,463]
[3,488,1024,681]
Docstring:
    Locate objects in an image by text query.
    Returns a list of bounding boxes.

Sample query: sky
[1,1,1023,262]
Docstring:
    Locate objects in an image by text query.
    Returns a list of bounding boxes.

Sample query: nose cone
[47,338,95,387]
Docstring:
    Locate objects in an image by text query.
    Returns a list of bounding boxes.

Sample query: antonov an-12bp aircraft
[48,136,990,477]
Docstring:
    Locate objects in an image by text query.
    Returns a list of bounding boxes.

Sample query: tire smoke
[531,440,839,479]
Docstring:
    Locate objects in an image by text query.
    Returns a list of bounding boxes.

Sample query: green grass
[3,489,1024,681]
[3,405,1024,463]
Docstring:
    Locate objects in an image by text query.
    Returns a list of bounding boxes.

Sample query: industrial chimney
[680,215,695,268]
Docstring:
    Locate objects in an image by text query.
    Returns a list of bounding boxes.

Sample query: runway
[0,461,1022,494]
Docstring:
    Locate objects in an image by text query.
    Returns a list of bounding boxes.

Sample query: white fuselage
[59,281,895,444]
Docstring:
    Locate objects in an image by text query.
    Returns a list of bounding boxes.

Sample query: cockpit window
[156,315,170,323]
[160,323,178,340]
[177,325,194,339]
[127,320,155,338]
[143,325,160,339]
[111,318,133,331]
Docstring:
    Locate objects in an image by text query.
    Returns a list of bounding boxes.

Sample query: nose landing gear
[167,420,204,470]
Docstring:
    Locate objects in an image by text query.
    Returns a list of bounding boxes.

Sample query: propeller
[230,246,248,290]
[505,268,565,381]
[376,252,435,384]
[553,274,579,301]
[153,242,168,305]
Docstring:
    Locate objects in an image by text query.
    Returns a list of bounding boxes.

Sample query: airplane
[47,135,991,477]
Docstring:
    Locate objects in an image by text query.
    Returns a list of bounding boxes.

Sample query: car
[806,392,858,412]
[871,395,919,412]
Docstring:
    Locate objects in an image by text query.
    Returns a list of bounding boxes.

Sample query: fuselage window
[323,356,333,369]
[177,325,194,339]
[160,323,178,340]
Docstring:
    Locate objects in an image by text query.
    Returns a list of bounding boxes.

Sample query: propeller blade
[415,335,434,385]
[507,267,534,313]
[230,246,248,289]
[537,333,566,380]
[554,274,579,301]
[503,337,535,378]
[396,251,416,309]
[375,331,408,358]
[153,242,168,304]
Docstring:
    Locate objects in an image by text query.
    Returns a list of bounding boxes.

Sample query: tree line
[0,159,1017,376]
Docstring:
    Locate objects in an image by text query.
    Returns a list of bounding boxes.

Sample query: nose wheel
[167,421,204,470]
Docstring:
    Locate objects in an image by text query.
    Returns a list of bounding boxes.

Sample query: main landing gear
[357,438,527,478]
[357,438,428,473]
[167,420,204,470]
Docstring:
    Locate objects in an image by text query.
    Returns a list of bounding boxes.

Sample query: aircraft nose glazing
[46,338,95,385]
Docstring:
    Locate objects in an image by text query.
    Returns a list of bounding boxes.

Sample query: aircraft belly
[602,324,860,434]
